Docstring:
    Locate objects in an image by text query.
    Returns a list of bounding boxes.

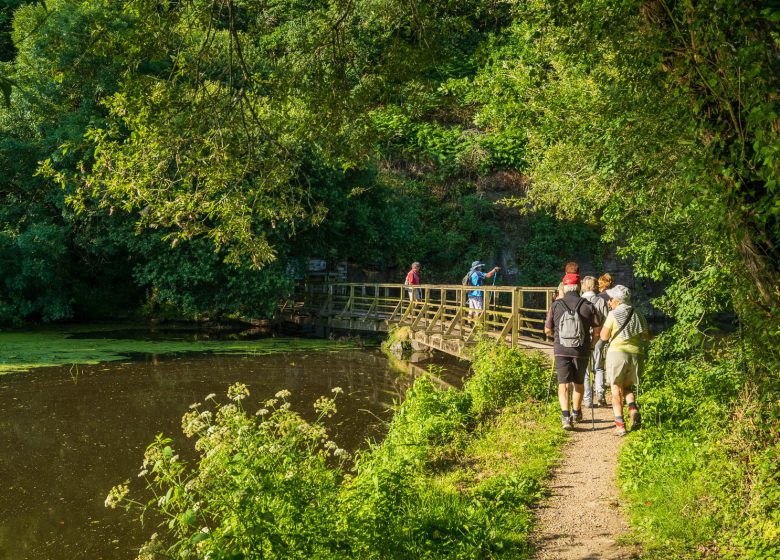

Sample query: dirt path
[533,406,638,560]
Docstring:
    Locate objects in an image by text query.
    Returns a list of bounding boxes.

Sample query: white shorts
[468,297,483,310]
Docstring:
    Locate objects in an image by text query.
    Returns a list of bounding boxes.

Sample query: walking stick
[489,270,498,307]
[545,363,555,412]
[590,353,595,431]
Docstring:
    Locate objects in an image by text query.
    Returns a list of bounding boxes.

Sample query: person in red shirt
[405,262,422,301]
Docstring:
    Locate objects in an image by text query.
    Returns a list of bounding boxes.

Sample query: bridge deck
[278,283,556,360]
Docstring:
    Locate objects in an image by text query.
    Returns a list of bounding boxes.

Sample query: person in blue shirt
[467,261,500,315]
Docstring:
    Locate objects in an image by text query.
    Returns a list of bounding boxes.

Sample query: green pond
[0,326,464,560]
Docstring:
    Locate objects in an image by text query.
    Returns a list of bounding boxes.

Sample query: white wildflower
[275,389,291,399]
[331,387,344,395]
[227,383,250,402]
[105,482,130,509]
[333,448,351,460]
[314,395,337,417]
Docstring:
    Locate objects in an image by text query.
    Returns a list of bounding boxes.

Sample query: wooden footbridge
[277,282,555,359]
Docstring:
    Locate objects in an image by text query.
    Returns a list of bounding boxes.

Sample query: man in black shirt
[544,273,601,430]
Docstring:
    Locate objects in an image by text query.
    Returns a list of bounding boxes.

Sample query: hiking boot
[583,399,594,409]
[572,409,583,422]
[614,425,627,436]
[597,396,608,407]
[562,416,573,431]
[629,408,642,431]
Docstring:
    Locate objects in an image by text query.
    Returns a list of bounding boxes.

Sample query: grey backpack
[558,299,586,347]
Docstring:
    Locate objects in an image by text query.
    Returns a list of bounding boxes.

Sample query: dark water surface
[0,347,462,560]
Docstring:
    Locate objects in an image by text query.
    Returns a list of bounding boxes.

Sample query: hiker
[544,273,601,430]
[580,276,609,408]
[597,273,613,304]
[600,285,651,436]
[465,261,500,316]
[404,262,422,302]
[557,261,580,299]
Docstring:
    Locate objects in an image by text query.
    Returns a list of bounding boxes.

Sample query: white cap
[606,285,631,303]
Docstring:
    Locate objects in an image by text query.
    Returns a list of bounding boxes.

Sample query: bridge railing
[284,282,556,348]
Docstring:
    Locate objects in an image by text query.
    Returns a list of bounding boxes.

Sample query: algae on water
[0,327,357,375]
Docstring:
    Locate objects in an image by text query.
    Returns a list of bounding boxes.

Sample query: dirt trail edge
[533,406,639,560]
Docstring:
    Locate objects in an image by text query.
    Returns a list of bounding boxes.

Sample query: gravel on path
[533,405,639,560]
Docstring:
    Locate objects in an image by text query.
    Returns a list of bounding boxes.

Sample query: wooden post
[512,288,520,349]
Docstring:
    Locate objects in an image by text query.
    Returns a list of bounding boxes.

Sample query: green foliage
[110,386,349,559]
[466,338,550,416]
[0,219,72,323]
[0,1,28,62]
[493,0,777,351]
[618,334,780,558]
[344,376,474,557]
[112,360,566,559]
[130,236,294,319]
[513,213,601,286]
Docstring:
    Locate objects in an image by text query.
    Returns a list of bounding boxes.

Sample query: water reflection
[0,348,462,560]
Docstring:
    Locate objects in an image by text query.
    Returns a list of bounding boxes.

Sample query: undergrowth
[109,338,563,559]
[618,328,780,559]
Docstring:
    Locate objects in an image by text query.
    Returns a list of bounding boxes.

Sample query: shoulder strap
[560,298,585,315]
[609,308,634,343]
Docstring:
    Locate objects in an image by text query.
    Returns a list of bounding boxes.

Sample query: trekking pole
[545,363,555,412]
[590,353,595,431]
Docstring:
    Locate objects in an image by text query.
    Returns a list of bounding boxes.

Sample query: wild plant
[106,383,350,559]
[465,338,550,417]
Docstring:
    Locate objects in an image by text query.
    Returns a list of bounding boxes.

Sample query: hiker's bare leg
[572,383,584,409]
[558,383,570,412]
[611,384,624,418]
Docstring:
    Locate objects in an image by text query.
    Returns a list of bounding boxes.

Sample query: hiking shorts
[606,351,641,387]
[554,355,588,385]
[468,296,483,310]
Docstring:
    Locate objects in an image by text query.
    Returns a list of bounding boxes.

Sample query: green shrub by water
[618,330,780,559]
[109,344,563,559]
[466,339,551,417]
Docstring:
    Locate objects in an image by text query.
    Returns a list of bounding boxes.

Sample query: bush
[107,385,349,559]
[465,337,551,417]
